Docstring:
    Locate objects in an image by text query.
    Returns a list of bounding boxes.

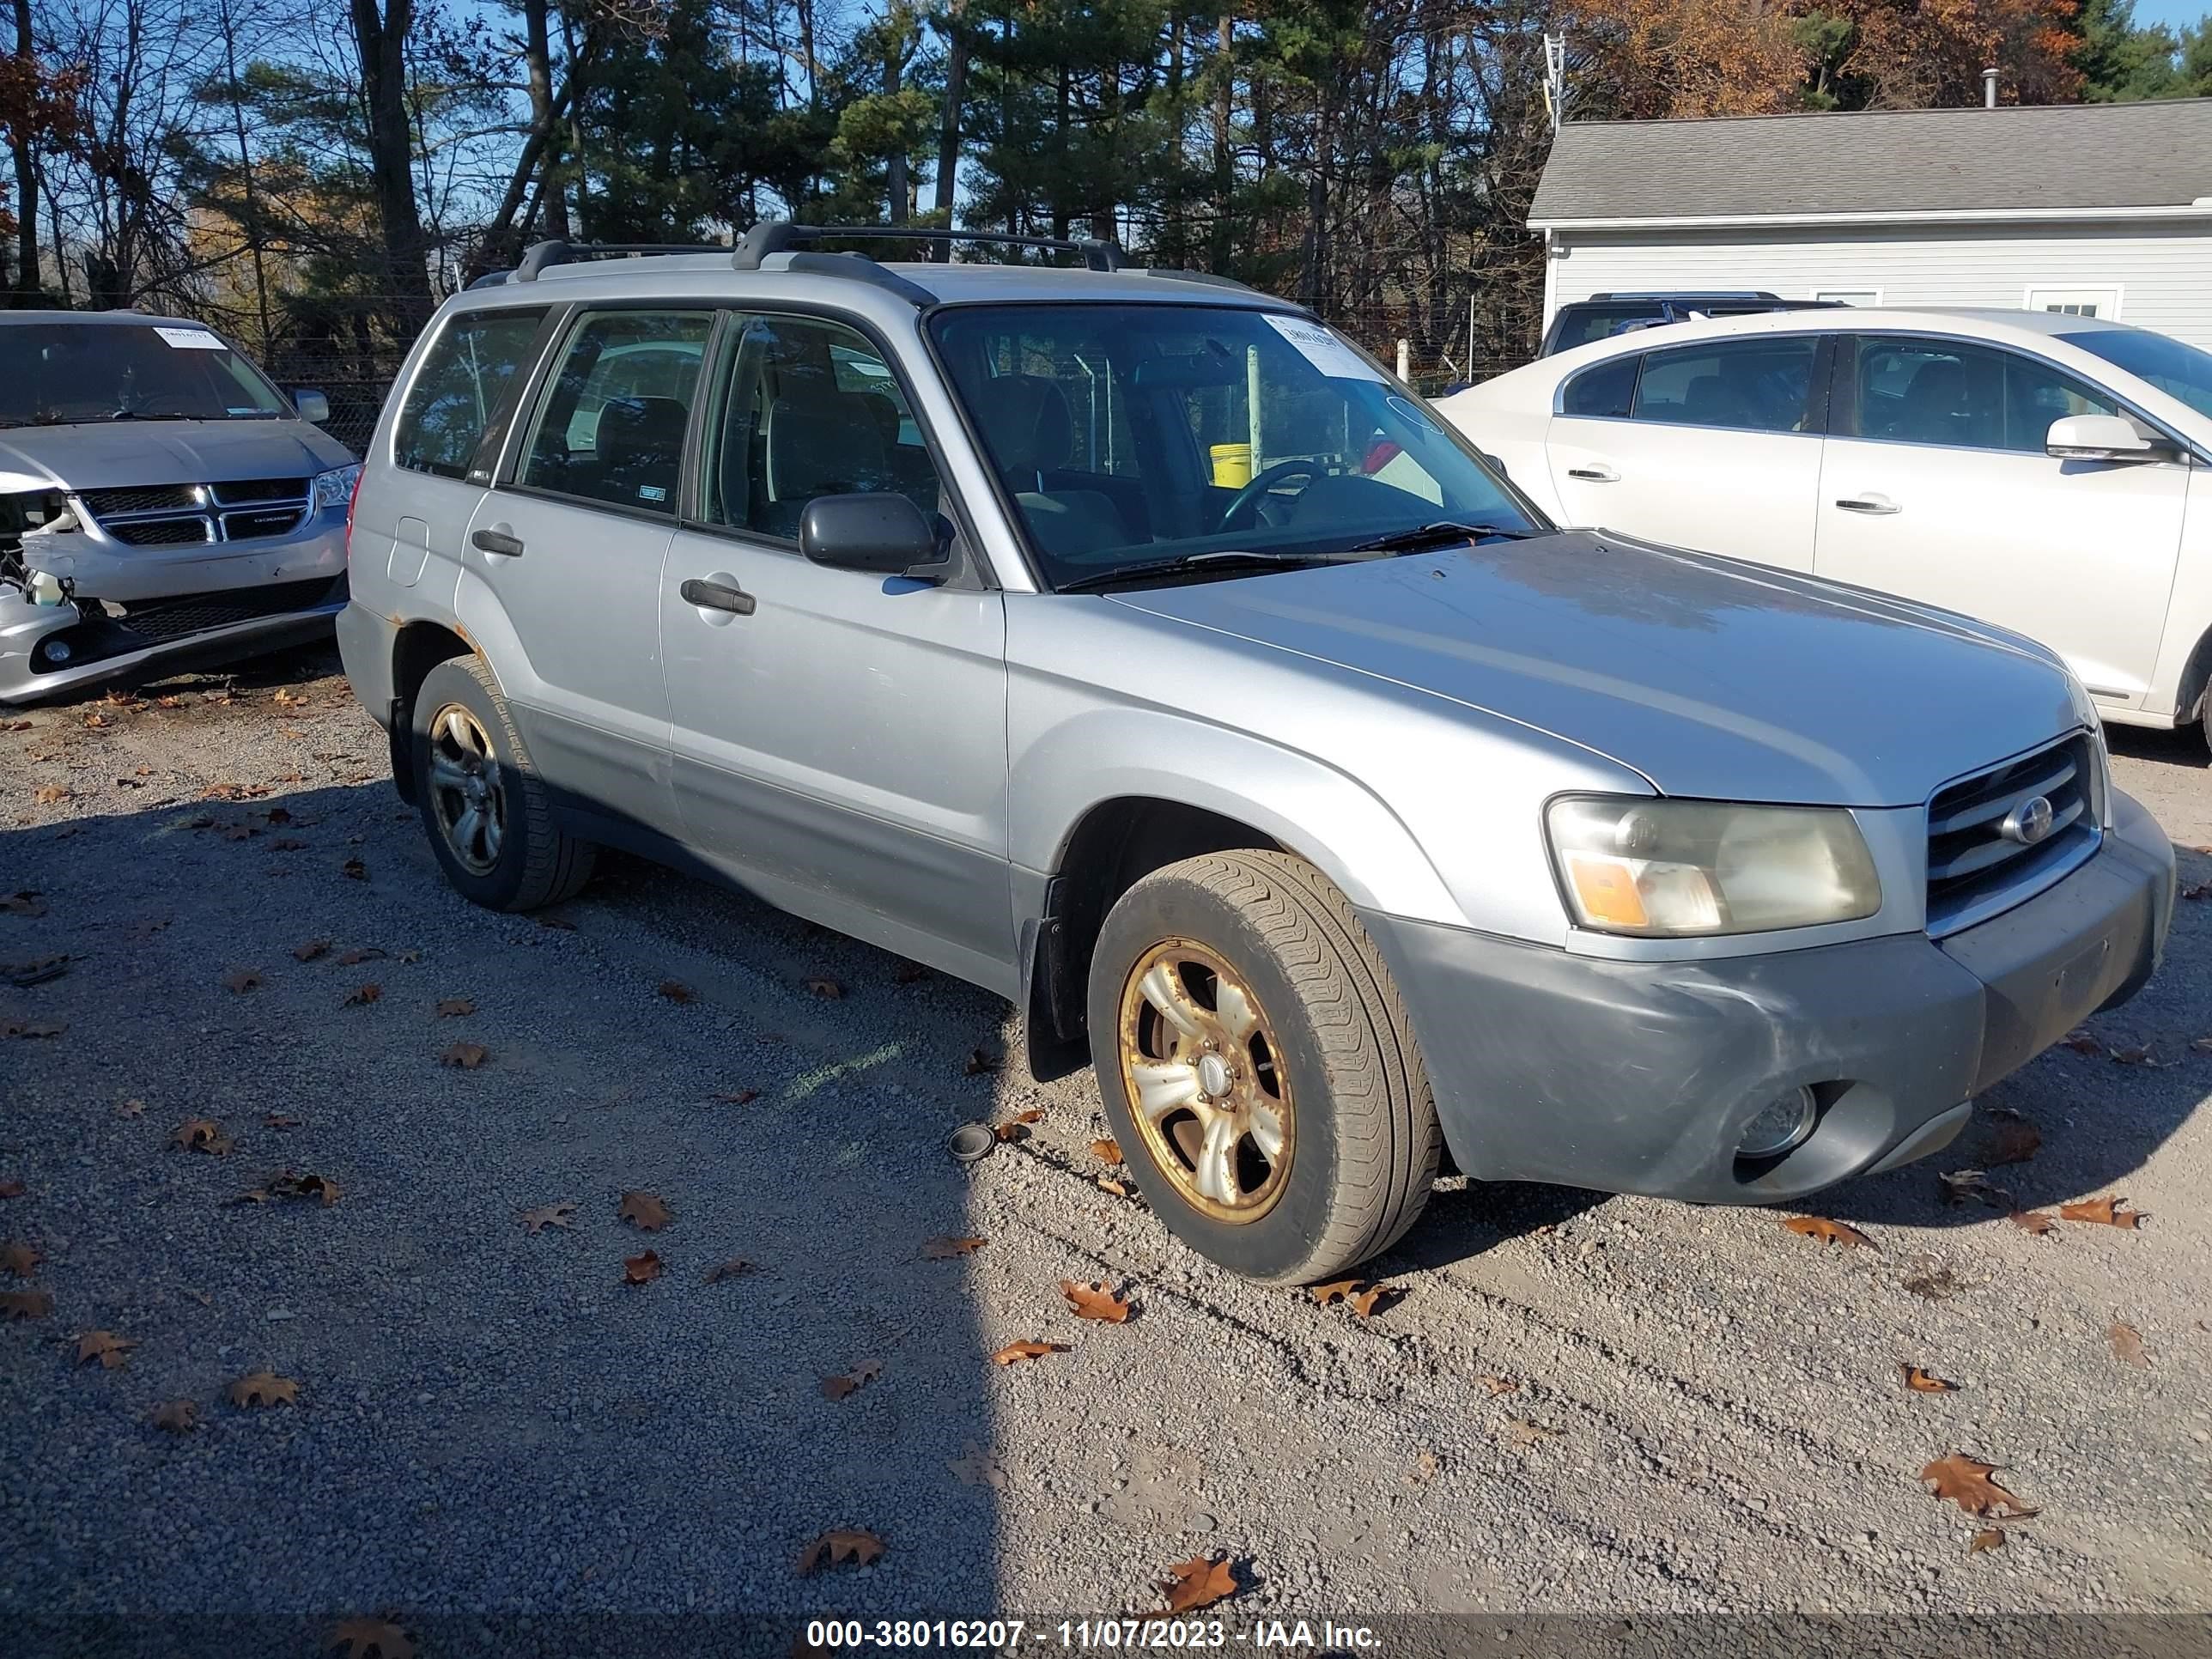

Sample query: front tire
[1088,850,1440,1284]
[410,655,594,912]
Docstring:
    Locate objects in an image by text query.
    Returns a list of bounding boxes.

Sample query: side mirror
[292,388,331,426]
[798,493,942,577]
[2045,412,2165,462]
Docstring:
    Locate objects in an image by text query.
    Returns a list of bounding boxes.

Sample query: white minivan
[1438,308,2212,744]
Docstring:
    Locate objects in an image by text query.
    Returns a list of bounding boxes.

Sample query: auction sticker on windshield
[154,326,227,350]
[1263,313,1385,382]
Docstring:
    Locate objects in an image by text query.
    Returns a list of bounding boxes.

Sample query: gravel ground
[3,645,2209,1653]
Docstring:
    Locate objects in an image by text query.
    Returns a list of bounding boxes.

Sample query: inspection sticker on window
[154,326,227,350]
[1263,314,1386,382]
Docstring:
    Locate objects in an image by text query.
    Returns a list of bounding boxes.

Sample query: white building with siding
[1528,100,2212,348]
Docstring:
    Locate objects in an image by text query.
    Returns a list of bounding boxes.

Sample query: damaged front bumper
[1,507,349,703]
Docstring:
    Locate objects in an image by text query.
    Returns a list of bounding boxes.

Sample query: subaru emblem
[2001,794,2056,847]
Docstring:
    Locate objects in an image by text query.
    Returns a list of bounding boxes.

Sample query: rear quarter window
[1560,356,1638,418]
[392,307,549,479]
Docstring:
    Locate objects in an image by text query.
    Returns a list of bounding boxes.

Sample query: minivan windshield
[2059,326,2212,421]
[929,303,1541,589]
[0,321,289,427]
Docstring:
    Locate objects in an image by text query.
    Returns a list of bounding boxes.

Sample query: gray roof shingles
[1528,99,2212,224]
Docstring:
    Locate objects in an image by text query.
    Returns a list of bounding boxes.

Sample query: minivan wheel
[1088,850,1441,1285]
[409,655,594,912]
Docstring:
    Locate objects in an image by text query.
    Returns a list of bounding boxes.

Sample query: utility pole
[1543,33,1566,134]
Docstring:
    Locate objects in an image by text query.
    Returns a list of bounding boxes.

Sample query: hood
[1105,531,2083,807]
[0,419,352,492]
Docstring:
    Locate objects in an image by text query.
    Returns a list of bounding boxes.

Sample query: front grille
[1926,735,2101,935]
[77,477,311,549]
[112,577,343,644]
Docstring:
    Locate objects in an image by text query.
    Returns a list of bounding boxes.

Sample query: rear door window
[514,310,714,514]
[392,307,549,479]
[1630,337,1819,434]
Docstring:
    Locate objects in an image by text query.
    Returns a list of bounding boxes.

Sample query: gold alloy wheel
[424,702,506,876]
[1116,938,1294,1222]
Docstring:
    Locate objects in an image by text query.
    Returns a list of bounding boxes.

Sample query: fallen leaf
[1479,1375,1519,1398]
[988,1340,1069,1365]
[618,1191,672,1231]
[32,784,70,805]
[1,1240,40,1277]
[221,967,264,994]
[340,857,366,881]
[264,805,291,825]
[0,1178,23,1198]
[2008,1209,2059,1237]
[227,1370,300,1408]
[2059,1195,2147,1229]
[2109,1322,2150,1369]
[803,975,843,999]
[435,998,474,1018]
[0,891,47,916]
[171,1119,234,1156]
[0,1018,65,1039]
[622,1250,664,1285]
[521,1202,576,1234]
[0,1289,53,1320]
[893,962,928,984]
[795,1528,884,1576]
[704,1257,758,1283]
[1938,1169,2011,1210]
[336,947,385,966]
[1780,1215,1875,1249]
[538,915,575,931]
[0,718,27,731]
[271,837,309,852]
[1503,1417,1564,1448]
[440,1042,489,1069]
[151,1399,199,1434]
[921,1236,986,1259]
[2060,1030,2106,1056]
[1090,1137,1123,1164]
[1407,1449,1440,1486]
[324,1617,414,1659]
[947,1441,1006,1488]
[1900,1364,1959,1394]
[1970,1528,2007,1554]
[272,688,308,708]
[294,939,331,962]
[820,1358,884,1401]
[1900,1259,1960,1300]
[343,983,381,1006]
[2110,1045,2179,1068]
[76,1330,137,1370]
[1920,1452,2037,1519]
[1351,1284,1401,1318]
[261,1171,342,1206]
[658,980,696,1004]
[993,1108,1042,1141]
[1095,1176,1129,1197]
[3,953,67,987]
[2181,881,2211,902]
[264,1114,301,1131]
[966,1047,1001,1075]
[1984,1113,2042,1167]
[710,1088,759,1104]
[1158,1554,1238,1613]
[82,711,108,728]
[1310,1279,1362,1306]
[1060,1279,1133,1323]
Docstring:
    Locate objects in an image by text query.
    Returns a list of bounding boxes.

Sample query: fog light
[1738,1086,1820,1161]
[42,639,72,665]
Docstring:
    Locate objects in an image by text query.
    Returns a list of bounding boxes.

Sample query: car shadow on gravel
[0,784,1019,1641]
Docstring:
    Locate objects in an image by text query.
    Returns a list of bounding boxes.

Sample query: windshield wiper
[1055,549,1349,594]
[1344,520,1540,554]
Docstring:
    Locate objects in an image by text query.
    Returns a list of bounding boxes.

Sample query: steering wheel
[1212,459,1325,534]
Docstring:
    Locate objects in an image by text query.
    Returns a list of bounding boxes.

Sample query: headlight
[312,465,362,511]
[1547,796,1881,937]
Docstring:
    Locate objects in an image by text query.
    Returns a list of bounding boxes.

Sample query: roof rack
[483,239,726,287]
[732,222,1129,273]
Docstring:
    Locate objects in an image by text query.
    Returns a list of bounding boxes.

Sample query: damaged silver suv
[0,310,359,702]
[339,226,2175,1285]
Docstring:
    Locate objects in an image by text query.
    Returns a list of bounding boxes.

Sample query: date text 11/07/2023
[803,1620,1385,1650]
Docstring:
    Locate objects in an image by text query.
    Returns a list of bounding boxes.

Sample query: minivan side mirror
[2046,412,2166,463]
[798,493,943,577]
[292,388,331,426]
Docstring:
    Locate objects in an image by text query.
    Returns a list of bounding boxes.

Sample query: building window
[2025,287,2121,320]
[1814,289,1880,306]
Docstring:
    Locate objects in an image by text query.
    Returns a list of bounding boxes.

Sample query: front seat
[972,374,1133,559]
[594,396,690,508]
[760,388,893,540]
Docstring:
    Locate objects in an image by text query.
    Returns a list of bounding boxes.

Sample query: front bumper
[1362,790,2176,1204]
[1,516,347,702]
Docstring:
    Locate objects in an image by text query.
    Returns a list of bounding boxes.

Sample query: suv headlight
[312,464,362,511]
[1547,796,1881,938]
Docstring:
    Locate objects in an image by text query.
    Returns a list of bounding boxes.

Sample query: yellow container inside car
[1209,442,1253,488]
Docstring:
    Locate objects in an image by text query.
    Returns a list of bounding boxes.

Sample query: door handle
[1565,464,1620,483]
[1834,494,1900,515]
[680,576,757,617]
[471,526,526,556]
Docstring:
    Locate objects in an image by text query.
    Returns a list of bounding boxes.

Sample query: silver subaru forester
[336,225,2174,1285]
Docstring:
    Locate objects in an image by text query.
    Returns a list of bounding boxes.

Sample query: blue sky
[2132,0,2209,33]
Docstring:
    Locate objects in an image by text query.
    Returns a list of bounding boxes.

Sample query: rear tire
[1087,849,1440,1285]
[410,655,594,912]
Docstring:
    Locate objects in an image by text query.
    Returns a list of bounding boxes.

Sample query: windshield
[929,303,1541,588]
[2059,327,2212,421]
[0,322,289,426]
